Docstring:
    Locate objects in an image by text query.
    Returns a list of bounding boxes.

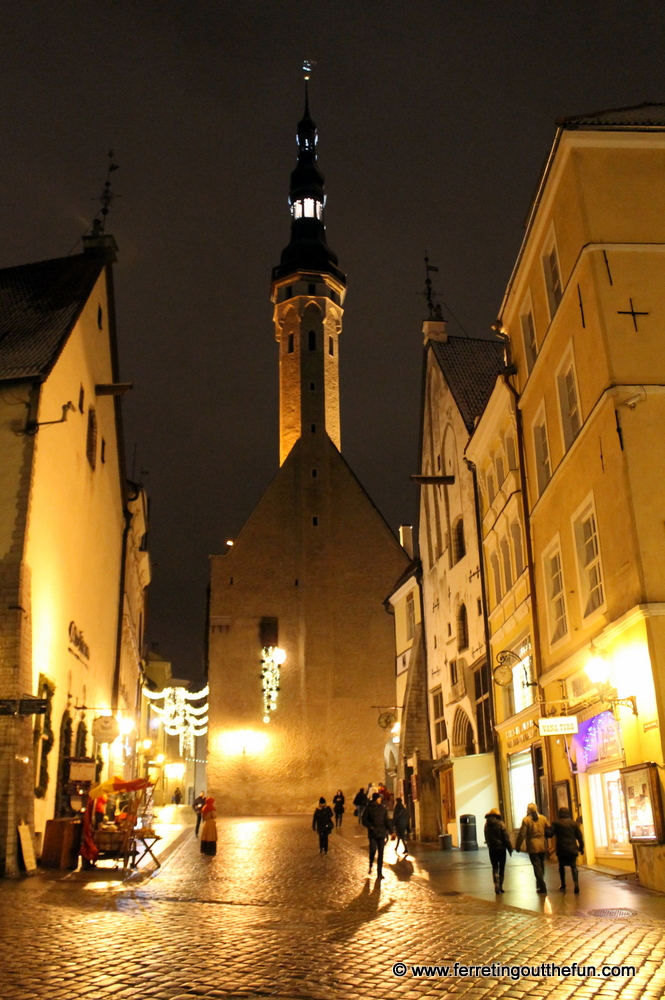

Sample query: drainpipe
[464,456,505,816]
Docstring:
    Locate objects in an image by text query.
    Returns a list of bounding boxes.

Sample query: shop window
[86,407,97,470]
[457,604,468,652]
[508,748,536,829]
[574,507,604,618]
[405,590,416,641]
[432,687,446,747]
[558,359,581,450]
[546,548,567,644]
[533,415,551,496]
[521,309,538,373]
[589,770,631,857]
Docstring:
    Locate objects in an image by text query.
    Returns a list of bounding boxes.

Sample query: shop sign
[68,622,90,660]
[92,715,119,744]
[538,717,578,736]
[69,760,96,782]
[505,718,539,749]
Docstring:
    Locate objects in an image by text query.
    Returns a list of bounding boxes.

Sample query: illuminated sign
[538,717,578,736]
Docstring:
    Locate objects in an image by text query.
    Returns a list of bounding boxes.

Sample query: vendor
[93,794,108,829]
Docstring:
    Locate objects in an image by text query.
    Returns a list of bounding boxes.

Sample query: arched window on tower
[452,517,465,564]
[457,603,469,652]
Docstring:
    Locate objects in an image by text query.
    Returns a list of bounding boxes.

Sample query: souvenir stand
[80,777,159,870]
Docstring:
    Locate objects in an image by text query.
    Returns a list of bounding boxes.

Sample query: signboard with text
[538,717,578,736]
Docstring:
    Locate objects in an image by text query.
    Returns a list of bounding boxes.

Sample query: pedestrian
[378,783,393,809]
[312,797,334,854]
[392,797,409,857]
[332,789,345,828]
[193,790,206,835]
[199,797,218,856]
[362,792,390,879]
[173,787,182,806]
[483,808,513,894]
[366,782,379,801]
[515,802,552,894]
[353,787,368,825]
[551,807,584,893]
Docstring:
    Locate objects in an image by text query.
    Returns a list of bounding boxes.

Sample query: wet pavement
[1,815,665,998]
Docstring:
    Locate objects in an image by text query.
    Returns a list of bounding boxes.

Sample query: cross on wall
[617,298,649,331]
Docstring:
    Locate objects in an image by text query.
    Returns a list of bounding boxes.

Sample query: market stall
[80,777,159,870]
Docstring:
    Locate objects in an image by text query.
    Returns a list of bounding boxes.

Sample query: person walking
[173,787,182,806]
[332,790,345,828]
[193,790,206,835]
[312,797,334,854]
[353,787,368,825]
[551,807,584,893]
[363,792,390,879]
[515,802,551,894]
[392,797,409,858]
[483,808,513,893]
[199,797,218,856]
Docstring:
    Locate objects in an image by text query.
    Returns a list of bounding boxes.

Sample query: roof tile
[429,335,505,434]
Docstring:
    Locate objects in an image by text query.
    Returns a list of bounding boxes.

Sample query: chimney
[422,319,447,345]
[83,219,119,263]
[399,525,414,559]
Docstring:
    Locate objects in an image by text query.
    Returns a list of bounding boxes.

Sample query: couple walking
[488,803,584,895]
[364,792,409,878]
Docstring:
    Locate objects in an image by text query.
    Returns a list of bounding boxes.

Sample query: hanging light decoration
[261,647,286,723]
[143,685,209,757]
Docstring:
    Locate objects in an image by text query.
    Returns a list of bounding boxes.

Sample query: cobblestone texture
[1,817,665,999]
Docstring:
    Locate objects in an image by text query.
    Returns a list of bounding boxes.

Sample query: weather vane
[424,253,443,320]
[303,59,316,81]
[92,150,121,232]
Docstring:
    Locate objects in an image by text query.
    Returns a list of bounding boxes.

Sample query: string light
[143,685,209,756]
[261,647,285,723]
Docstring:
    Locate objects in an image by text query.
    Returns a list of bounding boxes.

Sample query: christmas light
[143,685,209,756]
[261,647,285,722]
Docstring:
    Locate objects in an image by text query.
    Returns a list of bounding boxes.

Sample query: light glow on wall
[164,762,186,780]
[217,729,269,756]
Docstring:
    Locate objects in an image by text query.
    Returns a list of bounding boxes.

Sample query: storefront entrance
[588,768,631,859]
[508,749,536,829]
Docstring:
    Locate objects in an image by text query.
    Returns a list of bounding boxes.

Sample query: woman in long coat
[551,807,584,893]
[483,808,513,893]
[332,790,345,828]
[200,797,218,856]
[515,803,551,893]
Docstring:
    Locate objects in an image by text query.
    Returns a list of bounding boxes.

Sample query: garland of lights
[261,647,285,723]
[143,685,209,757]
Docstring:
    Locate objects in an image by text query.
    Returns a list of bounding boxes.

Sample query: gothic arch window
[457,603,469,652]
[452,708,475,757]
[452,517,465,564]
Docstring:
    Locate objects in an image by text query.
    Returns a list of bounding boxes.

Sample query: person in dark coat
[483,808,513,893]
[353,787,368,825]
[332,790,345,828]
[551,807,584,893]
[362,792,390,878]
[515,803,551,894]
[392,797,409,857]
[312,797,334,854]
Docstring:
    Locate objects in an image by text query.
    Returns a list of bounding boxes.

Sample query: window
[490,552,502,605]
[288,333,294,354]
[100,438,106,464]
[474,663,492,753]
[328,336,334,356]
[558,361,581,450]
[506,435,517,471]
[452,708,475,756]
[500,537,513,591]
[533,417,551,496]
[86,407,97,470]
[546,549,567,644]
[521,310,538,372]
[510,637,535,715]
[452,517,465,564]
[97,305,103,330]
[432,688,446,746]
[311,469,317,478]
[544,241,563,318]
[457,604,469,651]
[477,597,482,616]
[308,283,316,295]
[312,516,318,526]
[311,423,316,433]
[405,591,416,641]
[496,455,505,487]
[575,508,604,617]
[285,285,292,299]
[308,330,316,351]
[310,382,315,390]
[487,473,496,505]
[449,659,458,687]
[78,385,85,413]
[511,521,524,577]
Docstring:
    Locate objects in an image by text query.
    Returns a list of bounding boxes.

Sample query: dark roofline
[557,101,665,130]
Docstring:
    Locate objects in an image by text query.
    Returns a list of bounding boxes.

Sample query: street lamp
[585,642,637,717]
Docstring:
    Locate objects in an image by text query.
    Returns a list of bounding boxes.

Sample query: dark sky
[1,2,664,680]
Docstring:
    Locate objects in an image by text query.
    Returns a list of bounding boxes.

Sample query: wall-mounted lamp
[585,642,637,717]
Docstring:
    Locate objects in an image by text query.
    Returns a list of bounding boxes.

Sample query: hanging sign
[92,715,120,744]
[538,717,578,736]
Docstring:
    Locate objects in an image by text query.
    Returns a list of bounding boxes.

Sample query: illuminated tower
[272,89,346,464]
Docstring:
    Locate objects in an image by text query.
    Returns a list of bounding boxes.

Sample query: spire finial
[424,253,442,320]
[93,150,121,233]
[302,59,316,116]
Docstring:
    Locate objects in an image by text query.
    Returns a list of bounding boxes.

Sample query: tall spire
[272,65,345,284]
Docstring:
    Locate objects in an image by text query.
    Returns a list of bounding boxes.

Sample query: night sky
[1,2,664,680]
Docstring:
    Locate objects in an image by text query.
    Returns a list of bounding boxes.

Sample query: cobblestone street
[2,817,665,1000]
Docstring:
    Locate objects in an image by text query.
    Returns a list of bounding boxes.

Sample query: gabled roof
[0,253,105,382]
[558,102,665,130]
[429,335,505,434]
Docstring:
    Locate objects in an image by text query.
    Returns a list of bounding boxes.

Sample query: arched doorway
[452,708,475,757]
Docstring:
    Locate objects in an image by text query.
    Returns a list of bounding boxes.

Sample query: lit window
[575,508,604,617]
[406,591,416,641]
[303,198,316,218]
[544,243,563,318]
[533,417,551,496]
[521,310,537,372]
[558,362,581,450]
[547,549,567,644]
[292,202,303,219]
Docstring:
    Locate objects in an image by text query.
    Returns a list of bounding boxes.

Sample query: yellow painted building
[0,229,149,874]
[495,103,665,888]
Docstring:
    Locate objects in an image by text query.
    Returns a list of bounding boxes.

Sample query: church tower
[206,84,410,815]
[272,90,346,463]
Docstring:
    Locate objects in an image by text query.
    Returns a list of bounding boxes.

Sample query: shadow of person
[325,877,394,943]
[388,858,414,882]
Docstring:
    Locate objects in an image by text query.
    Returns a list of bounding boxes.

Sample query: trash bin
[459,813,478,851]
[438,833,453,850]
